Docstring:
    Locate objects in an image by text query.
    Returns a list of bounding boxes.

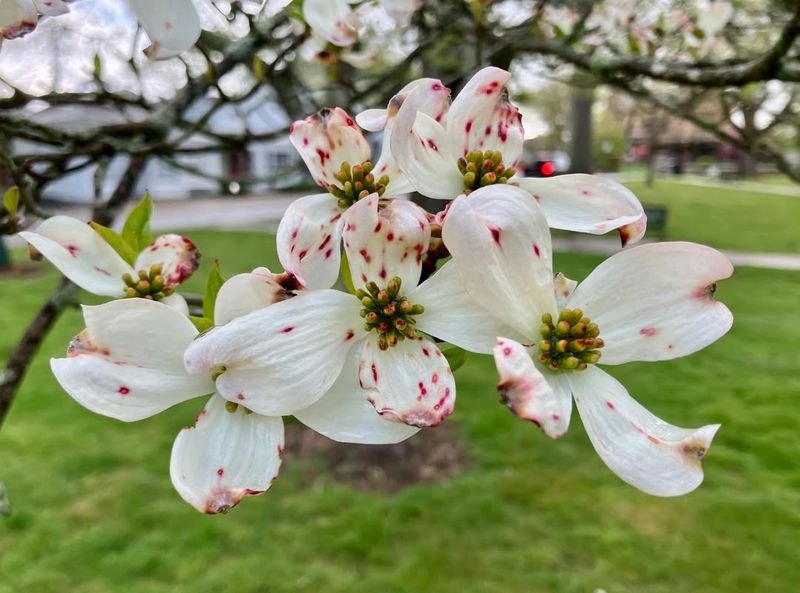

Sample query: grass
[1,229,799,593]
[623,180,800,253]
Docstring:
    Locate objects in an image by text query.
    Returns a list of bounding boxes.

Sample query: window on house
[225,150,250,180]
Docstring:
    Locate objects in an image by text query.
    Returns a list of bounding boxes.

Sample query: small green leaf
[2,186,19,216]
[89,222,138,265]
[203,260,226,322]
[442,347,467,372]
[122,192,153,253]
[189,315,214,332]
[340,250,356,295]
[93,54,102,78]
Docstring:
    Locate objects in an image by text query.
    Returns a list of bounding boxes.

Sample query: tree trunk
[569,83,594,173]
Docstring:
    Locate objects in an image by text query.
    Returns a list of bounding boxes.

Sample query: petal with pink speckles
[294,349,420,444]
[0,0,38,40]
[184,289,366,416]
[302,0,358,47]
[492,338,572,438]
[276,193,343,290]
[358,336,455,428]
[569,365,720,496]
[50,299,213,422]
[566,242,733,365]
[342,194,430,291]
[32,0,69,16]
[553,272,578,309]
[170,394,283,514]
[442,184,557,339]
[214,267,287,325]
[446,67,524,170]
[19,215,132,297]
[515,175,646,244]
[290,107,370,189]
[128,0,202,59]
[134,233,200,289]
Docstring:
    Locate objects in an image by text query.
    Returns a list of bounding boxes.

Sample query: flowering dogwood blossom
[391,67,647,244]
[127,0,202,59]
[302,0,420,47]
[442,184,733,496]
[187,194,516,428]
[19,215,199,312]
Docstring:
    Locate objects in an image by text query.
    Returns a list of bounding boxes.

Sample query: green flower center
[537,308,604,372]
[357,276,424,350]
[122,264,174,300]
[330,160,390,209]
[458,150,514,194]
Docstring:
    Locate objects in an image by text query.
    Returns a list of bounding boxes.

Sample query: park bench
[644,205,668,240]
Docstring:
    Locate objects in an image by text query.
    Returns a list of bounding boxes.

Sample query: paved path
[614,174,800,197]
[8,192,800,271]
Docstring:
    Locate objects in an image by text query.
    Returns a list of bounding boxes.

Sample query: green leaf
[340,250,356,295]
[442,346,467,372]
[89,222,138,265]
[2,186,19,216]
[189,315,214,332]
[122,192,153,253]
[203,260,226,322]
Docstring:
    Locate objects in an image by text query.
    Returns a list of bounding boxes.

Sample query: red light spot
[541,162,555,176]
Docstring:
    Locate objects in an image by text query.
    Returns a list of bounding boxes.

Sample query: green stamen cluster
[330,161,390,209]
[538,309,604,372]
[357,277,424,350]
[122,264,173,300]
[458,150,514,194]
[224,401,253,415]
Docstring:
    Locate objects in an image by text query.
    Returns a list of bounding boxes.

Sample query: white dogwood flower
[187,194,515,428]
[127,0,202,59]
[19,215,199,312]
[302,0,420,47]
[442,184,733,496]
[391,67,648,244]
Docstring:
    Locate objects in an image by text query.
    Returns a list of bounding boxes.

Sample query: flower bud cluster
[122,264,174,300]
[357,276,424,351]
[329,160,390,209]
[537,309,604,372]
[457,150,514,194]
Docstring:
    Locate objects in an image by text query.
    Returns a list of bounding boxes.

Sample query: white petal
[170,395,283,514]
[442,184,557,339]
[409,260,523,354]
[276,193,344,290]
[214,268,287,325]
[0,1,37,40]
[19,216,131,297]
[446,67,524,170]
[161,292,189,315]
[342,194,429,290]
[554,272,578,309]
[569,366,720,497]
[493,338,571,438]
[134,233,200,288]
[358,336,455,427]
[51,299,213,422]
[566,242,734,364]
[185,289,366,416]
[302,0,358,47]
[294,349,420,444]
[289,107,370,189]
[515,175,646,244]
[355,108,387,132]
[128,0,202,59]
[390,81,463,200]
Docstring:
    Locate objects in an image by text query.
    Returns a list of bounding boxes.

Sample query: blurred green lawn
[1,228,798,593]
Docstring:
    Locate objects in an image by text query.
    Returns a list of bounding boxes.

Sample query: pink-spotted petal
[294,350,420,444]
[442,184,557,339]
[446,66,524,169]
[19,216,132,297]
[358,336,455,428]
[134,233,200,288]
[289,107,370,189]
[214,268,287,325]
[493,338,572,438]
[276,193,343,290]
[51,299,213,422]
[128,0,202,59]
[569,366,720,496]
[184,289,366,416]
[32,0,69,16]
[302,0,358,47]
[409,260,524,354]
[515,175,646,244]
[170,394,283,514]
[554,272,578,310]
[566,242,733,365]
[342,194,429,290]
[0,0,37,40]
